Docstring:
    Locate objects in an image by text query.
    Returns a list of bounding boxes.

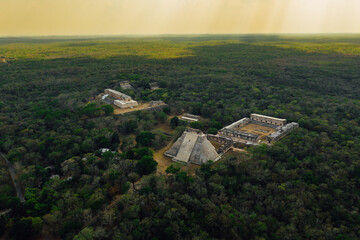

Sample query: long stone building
[105,89,132,101]
[219,128,259,142]
[250,114,287,126]
[180,113,201,122]
[104,89,138,109]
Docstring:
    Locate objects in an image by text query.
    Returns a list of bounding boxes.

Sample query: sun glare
[0,0,359,35]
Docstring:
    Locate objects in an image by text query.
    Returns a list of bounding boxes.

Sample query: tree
[10,217,43,239]
[136,131,155,147]
[102,105,114,115]
[190,121,204,130]
[155,111,168,123]
[88,189,106,210]
[170,117,179,129]
[175,171,192,184]
[166,165,180,174]
[159,81,168,88]
[122,120,138,134]
[73,227,95,240]
[80,103,101,118]
[136,155,158,175]
[128,172,140,190]
[163,107,170,114]
[43,210,62,234]
[61,157,81,177]
[208,127,218,135]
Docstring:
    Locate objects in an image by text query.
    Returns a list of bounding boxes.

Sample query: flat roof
[114,99,138,104]
[181,116,199,122]
[251,113,286,121]
[105,89,131,99]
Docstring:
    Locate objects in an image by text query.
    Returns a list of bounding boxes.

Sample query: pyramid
[165,128,219,165]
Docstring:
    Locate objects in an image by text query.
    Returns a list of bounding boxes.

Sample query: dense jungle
[0,35,359,239]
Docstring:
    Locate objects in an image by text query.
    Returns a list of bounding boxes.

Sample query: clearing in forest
[153,141,200,176]
[113,102,166,115]
[234,123,277,142]
[113,103,151,114]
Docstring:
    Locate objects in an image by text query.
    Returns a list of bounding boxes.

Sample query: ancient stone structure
[267,122,299,143]
[149,82,160,90]
[104,89,138,109]
[105,89,132,101]
[206,135,233,154]
[180,113,200,122]
[218,114,297,144]
[114,100,138,109]
[101,94,114,104]
[223,118,250,129]
[250,114,287,126]
[219,129,259,142]
[149,101,165,107]
[119,81,135,90]
[218,117,259,143]
[207,134,233,145]
[165,128,219,165]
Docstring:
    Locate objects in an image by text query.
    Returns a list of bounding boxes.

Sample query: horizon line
[1,33,360,38]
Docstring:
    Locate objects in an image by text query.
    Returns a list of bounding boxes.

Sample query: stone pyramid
[165,128,219,165]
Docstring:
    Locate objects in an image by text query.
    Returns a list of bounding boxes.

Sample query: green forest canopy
[0,35,359,239]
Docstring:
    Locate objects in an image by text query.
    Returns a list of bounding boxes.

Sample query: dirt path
[153,141,174,174]
[0,209,11,216]
[0,152,25,203]
[153,141,200,176]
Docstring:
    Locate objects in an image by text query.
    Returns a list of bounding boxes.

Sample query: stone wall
[219,129,259,142]
[250,114,287,126]
[224,118,250,130]
[114,100,138,109]
[249,119,278,129]
[267,122,299,143]
[105,89,132,101]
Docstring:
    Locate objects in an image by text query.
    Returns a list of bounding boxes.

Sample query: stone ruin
[104,89,138,109]
[218,113,298,144]
[165,128,219,165]
[119,81,135,91]
[149,82,160,90]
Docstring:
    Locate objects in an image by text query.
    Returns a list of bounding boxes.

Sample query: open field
[114,103,151,114]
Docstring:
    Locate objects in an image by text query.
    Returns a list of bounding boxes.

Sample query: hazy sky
[1,0,360,36]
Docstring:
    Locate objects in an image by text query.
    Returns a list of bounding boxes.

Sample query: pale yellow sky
[1,0,360,36]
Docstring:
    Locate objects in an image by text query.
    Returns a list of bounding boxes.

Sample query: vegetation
[0,35,360,239]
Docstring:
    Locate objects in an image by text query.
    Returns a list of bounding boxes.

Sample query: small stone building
[180,113,201,122]
[114,99,138,109]
[149,82,160,90]
[105,89,132,101]
[119,81,135,90]
[104,89,138,109]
